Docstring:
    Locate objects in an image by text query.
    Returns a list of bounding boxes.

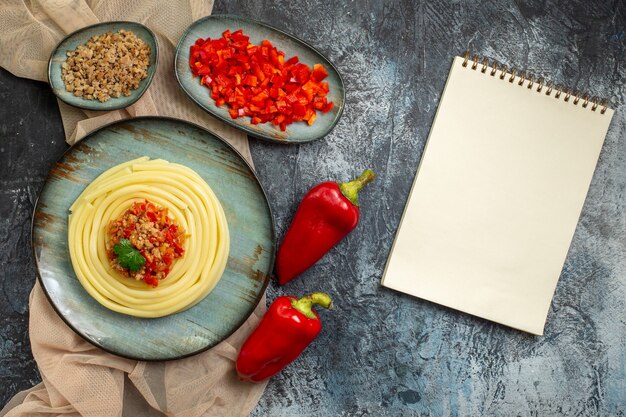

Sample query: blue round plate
[32,117,274,361]
[174,15,345,144]
[48,21,158,111]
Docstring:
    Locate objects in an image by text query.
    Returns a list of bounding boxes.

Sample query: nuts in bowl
[48,21,158,111]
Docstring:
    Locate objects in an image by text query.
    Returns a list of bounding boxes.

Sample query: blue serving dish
[32,117,274,360]
[174,15,345,144]
[48,21,158,111]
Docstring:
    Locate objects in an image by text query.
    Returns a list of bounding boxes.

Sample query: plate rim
[47,21,160,111]
[174,14,346,145]
[31,115,275,361]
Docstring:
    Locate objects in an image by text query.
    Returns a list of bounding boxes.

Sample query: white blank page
[382,56,614,335]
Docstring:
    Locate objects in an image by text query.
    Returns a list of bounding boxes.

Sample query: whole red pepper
[276,170,375,285]
[236,292,333,382]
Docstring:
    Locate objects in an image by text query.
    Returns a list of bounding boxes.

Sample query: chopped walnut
[61,30,151,102]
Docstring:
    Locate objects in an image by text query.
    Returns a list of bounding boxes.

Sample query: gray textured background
[1,0,625,416]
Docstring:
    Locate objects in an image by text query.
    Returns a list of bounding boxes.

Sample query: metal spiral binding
[461,51,609,114]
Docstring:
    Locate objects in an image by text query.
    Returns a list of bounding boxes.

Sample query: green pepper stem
[291,292,333,319]
[339,169,376,207]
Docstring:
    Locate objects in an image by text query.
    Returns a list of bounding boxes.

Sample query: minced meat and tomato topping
[106,200,185,287]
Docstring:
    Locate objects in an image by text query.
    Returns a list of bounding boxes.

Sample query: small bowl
[48,21,158,111]
[174,15,345,144]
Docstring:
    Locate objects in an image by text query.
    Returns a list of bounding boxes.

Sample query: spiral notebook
[382,53,615,335]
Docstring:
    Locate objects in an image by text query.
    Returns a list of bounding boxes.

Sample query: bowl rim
[31,115,276,361]
[174,14,346,145]
[47,21,159,111]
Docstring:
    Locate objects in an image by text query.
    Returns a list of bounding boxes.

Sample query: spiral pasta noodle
[68,157,230,318]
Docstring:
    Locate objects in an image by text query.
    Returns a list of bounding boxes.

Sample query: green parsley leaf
[113,238,146,272]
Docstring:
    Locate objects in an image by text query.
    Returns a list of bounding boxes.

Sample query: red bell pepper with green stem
[276,169,376,285]
[236,292,333,382]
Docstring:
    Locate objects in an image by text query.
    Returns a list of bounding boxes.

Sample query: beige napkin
[0,0,268,415]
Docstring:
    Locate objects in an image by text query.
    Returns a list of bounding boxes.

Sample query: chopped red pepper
[311,64,329,82]
[189,29,334,133]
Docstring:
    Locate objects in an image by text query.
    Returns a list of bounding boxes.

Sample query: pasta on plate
[68,157,229,318]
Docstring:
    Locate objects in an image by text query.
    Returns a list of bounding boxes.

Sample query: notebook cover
[381,56,614,335]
